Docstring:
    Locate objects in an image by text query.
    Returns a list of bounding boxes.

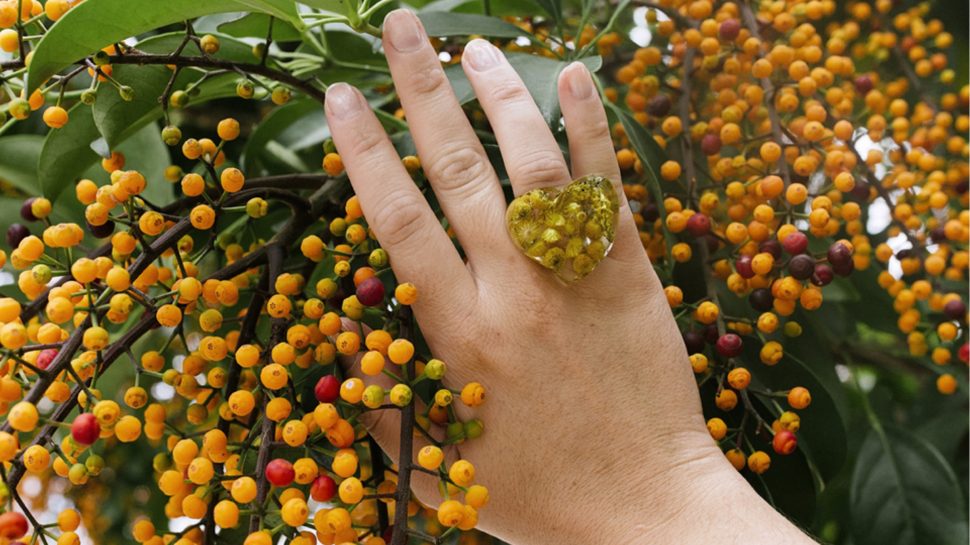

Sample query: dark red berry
[772,430,797,455]
[36,349,58,370]
[266,458,295,487]
[701,134,722,156]
[682,331,705,355]
[715,334,743,358]
[646,94,672,117]
[718,19,741,41]
[854,75,873,94]
[6,224,29,248]
[788,255,816,280]
[71,413,101,445]
[759,239,782,259]
[749,288,773,311]
[355,277,385,307]
[642,202,660,223]
[782,232,808,255]
[702,324,719,344]
[686,214,711,237]
[310,474,336,501]
[19,198,37,222]
[736,255,755,279]
[943,300,966,321]
[959,344,969,364]
[88,220,115,239]
[0,512,28,539]
[811,263,834,286]
[314,375,340,403]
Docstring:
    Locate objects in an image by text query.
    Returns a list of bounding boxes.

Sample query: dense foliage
[0,0,965,544]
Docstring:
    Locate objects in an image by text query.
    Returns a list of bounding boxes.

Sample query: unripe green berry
[169,90,189,109]
[368,248,388,268]
[119,85,135,102]
[161,125,182,147]
[236,79,255,99]
[463,418,484,440]
[246,197,268,218]
[80,90,97,105]
[425,358,446,380]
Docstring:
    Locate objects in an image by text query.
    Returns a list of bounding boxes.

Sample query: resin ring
[506,175,620,283]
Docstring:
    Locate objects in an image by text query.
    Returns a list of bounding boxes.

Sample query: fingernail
[326,83,362,120]
[564,62,593,99]
[463,39,504,71]
[384,9,424,52]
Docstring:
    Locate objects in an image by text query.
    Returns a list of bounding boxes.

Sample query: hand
[325,9,813,545]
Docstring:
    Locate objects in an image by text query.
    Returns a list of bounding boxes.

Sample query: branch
[390,307,415,545]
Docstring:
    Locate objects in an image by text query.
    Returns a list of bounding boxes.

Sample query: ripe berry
[314,375,340,403]
[715,334,743,358]
[748,288,773,312]
[811,264,834,286]
[356,276,385,307]
[36,348,57,369]
[266,458,295,487]
[943,300,966,321]
[71,413,101,445]
[700,134,722,155]
[772,430,798,455]
[735,255,754,279]
[0,511,28,539]
[718,19,740,41]
[682,331,705,354]
[781,232,808,255]
[310,474,336,501]
[686,214,711,237]
[788,255,816,280]
[646,94,671,117]
[6,224,28,248]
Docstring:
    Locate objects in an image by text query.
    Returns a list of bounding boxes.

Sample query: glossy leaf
[417,12,528,38]
[446,53,601,126]
[850,424,968,545]
[37,104,101,203]
[0,135,44,196]
[26,0,303,91]
[243,99,325,175]
[219,13,303,42]
[419,0,544,15]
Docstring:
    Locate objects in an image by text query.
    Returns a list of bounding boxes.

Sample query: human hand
[325,9,812,545]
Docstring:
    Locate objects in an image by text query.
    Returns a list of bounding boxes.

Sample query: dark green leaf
[297,0,349,12]
[26,0,303,92]
[850,424,968,545]
[37,104,101,203]
[0,135,44,195]
[446,53,601,126]
[417,12,528,38]
[419,0,544,16]
[93,32,253,148]
[219,13,303,41]
[534,0,562,22]
[113,122,173,206]
[243,99,324,175]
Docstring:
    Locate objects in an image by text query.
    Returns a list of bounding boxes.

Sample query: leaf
[297,0,350,13]
[218,13,303,42]
[37,104,101,203]
[243,99,325,174]
[850,424,969,545]
[534,0,562,23]
[0,135,44,195]
[446,53,601,126]
[26,0,303,92]
[417,12,528,38]
[93,32,254,148]
[419,0,544,16]
[114,123,174,206]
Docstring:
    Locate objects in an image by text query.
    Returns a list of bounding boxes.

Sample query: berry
[356,276,385,307]
[716,334,743,358]
[266,458,295,487]
[314,375,340,403]
[310,474,337,501]
[0,512,28,539]
[772,430,798,455]
[71,413,101,445]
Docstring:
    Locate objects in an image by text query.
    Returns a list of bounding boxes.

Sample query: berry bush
[0,0,965,544]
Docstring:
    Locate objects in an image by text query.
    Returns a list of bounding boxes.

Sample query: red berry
[314,375,340,403]
[718,19,741,41]
[266,458,295,487]
[782,232,808,255]
[36,349,58,370]
[959,343,969,364]
[646,94,672,117]
[854,74,873,94]
[686,214,711,237]
[6,224,29,248]
[943,299,966,321]
[735,255,755,279]
[715,334,743,358]
[811,263,834,286]
[0,512,28,539]
[71,413,101,445]
[310,474,336,501]
[772,430,798,455]
[700,134,722,156]
[788,255,816,280]
[20,198,37,222]
[356,277,385,307]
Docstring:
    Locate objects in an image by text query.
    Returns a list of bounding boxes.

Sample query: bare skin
[325,9,816,545]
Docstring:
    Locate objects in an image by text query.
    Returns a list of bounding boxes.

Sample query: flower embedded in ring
[506,175,620,282]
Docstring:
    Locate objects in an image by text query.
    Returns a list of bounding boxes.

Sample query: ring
[506,175,619,283]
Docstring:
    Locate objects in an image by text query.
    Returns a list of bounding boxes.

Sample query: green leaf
[850,424,968,545]
[419,0,544,16]
[0,135,44,196]
[37,104,101,204]
[607,103,675,271]
[26,0,303,92]
[218,13,303,42]
[93,32,253,148]
[417,12,528,38]
[297,0,349,13]
[446,53,601,126]
[534,0,562,23]
[243,99,325,175]
[113,122,173,206]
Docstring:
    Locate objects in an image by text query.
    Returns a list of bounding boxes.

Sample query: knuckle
[425,145,492,198]
[488,78,531,104]
[576,117,611,142]
[512,150,568,188]
[347,128,387,159]
[371,193,429,249]
[405,65,450,97]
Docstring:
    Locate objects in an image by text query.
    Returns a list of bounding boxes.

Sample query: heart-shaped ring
[506,175,620,283]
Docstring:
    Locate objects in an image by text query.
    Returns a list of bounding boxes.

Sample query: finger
[558,62,643,264]
[382,10,508,265]
[461,39,571,195]
[325,83,475,312]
